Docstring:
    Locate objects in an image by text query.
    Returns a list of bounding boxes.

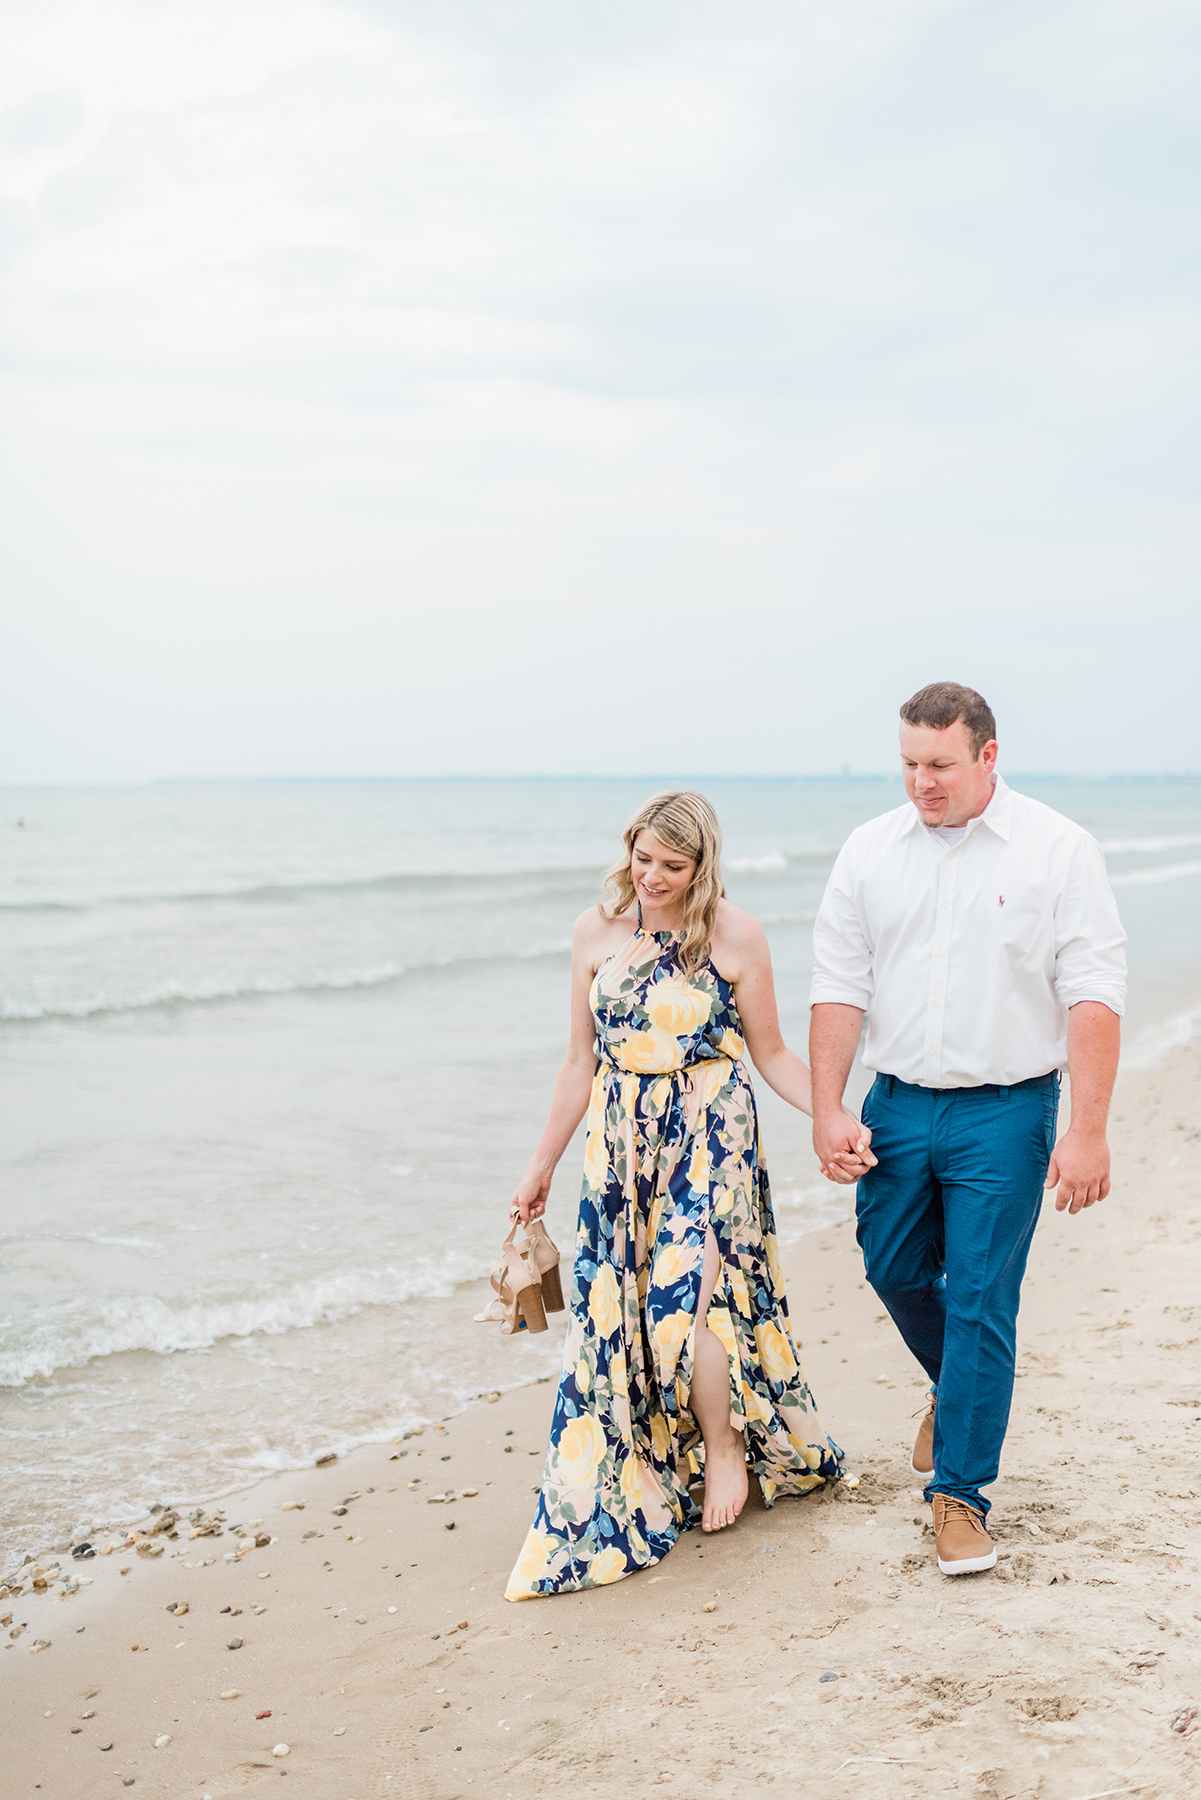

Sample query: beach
[5,1041,1199,1799]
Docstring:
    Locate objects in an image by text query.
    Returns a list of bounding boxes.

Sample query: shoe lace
[910,1397,936,1421]
[937,1497,985,1531]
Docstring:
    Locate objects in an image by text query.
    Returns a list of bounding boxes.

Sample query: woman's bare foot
[701,1434,749,1532]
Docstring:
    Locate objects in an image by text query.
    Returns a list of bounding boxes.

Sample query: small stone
[355,1615,367,1624]
[100,1742,114,1751]
[255,1535,272,1548]
[257,1571,271,1579]
[843,1475,860,1490]
[137,1541,165,1558]
[72,1543,95,1559]
[332,1506,348,1516]
[220,1689,240,1700]
[81,1710,96,1719]
[253,1605,267,1615]
[461,1488,479,1498]
[444,1521,456,1532]
[130,1643,148,1652]
[271,1743,290,1757]
[227,1637,243,1650]
[388,1606,398,1614]
[703,1603,717,1613]
[280,1501,304,1512]
[154,1733,172,1748]
[257,1709,272,1719]
[302,1530,318,1540]
[168,1602,189,1617]
[123,1781,135,1788]
[333,1726,346,1736]
[32,1638,51,1651]
[315,1451,337,1466]
[819,1671,838,1683]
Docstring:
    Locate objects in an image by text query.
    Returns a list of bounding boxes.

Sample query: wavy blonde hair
[604,791,725,975]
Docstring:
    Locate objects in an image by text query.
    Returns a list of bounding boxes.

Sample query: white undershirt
[927,823,971,848]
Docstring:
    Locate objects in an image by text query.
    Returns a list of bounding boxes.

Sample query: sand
[5,1045,1201,1800]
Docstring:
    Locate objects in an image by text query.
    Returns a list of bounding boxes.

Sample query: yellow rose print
[618,1026,684,1074]
[653,1309,693,1355]
[645,982,713,1034]
[727,1266,751,1315]
[583,1125,608,1189]
[553,1414,607,1489]
[619,1451,643,1509]
[652,1242,693,1287]
[649,1411,672,1461]
[587,1545,628,1587]
[754,1320,798,1385]
[687,1134,711,1192]
[587,1265,622,1338]
[718,1027,744,1059]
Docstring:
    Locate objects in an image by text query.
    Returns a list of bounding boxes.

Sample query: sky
[1,0,1198,781]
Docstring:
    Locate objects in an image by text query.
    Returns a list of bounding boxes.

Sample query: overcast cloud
[1,0,1198,780]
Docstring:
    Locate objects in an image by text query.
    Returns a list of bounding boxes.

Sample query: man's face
[900,719,998,827]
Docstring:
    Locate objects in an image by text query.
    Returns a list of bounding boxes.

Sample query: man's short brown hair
[899,683,997,760]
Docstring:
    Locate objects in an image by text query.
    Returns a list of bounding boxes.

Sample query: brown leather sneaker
[911,1392,935,1478]
[932,1494,996,1574]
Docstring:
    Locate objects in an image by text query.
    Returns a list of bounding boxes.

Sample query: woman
[504,792,874,1602]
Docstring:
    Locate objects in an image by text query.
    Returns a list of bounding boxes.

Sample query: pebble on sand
[280,1501,304,1512]
[220,1690,240,1701]
[256,1710,272,1720]
[227,1637,244,1649]
[703,1603,717,1613]
[316,1451,337,1465]
[153,1734,172,1748]
[271,1743,290,1757]
[32,1638,51,1650]
[445,1521,456,1531]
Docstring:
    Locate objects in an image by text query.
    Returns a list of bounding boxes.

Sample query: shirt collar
[900,772,1012,841]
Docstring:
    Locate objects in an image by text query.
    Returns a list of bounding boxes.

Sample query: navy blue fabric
[856,1072,1060,1516]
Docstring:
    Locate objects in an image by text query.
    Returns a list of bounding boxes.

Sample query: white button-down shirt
[809,776,1127,1088]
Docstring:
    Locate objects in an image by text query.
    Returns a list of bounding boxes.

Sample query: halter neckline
[635,899,681,942]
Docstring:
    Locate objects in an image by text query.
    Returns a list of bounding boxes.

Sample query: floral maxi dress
[505,924,843,1601]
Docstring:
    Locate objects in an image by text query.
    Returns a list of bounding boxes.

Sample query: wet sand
[5,1046,1201,1800]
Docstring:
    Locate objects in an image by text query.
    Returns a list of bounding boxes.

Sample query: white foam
[0,1255,486,1387]
[1101,833,1201,853]
[1109,858,1201,888]
[727,852,790,873]
[1119,1004,1201,1073]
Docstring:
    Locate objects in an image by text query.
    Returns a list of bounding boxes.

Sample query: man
[809,683,1126,1575]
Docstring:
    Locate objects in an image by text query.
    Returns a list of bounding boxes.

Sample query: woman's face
[630,830,696,920]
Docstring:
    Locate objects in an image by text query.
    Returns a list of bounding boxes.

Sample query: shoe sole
[937,1548,997,1575]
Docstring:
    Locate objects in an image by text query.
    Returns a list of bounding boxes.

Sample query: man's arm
[1045,1000,1121,1214]
[809,1002,867,1175]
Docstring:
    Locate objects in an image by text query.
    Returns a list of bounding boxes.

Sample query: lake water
[3,774,1199,1563]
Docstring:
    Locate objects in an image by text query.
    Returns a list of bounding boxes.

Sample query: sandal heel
[539,1263,564,1313]
[517,1282,547,1334]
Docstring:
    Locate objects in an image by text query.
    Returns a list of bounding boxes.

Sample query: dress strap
[636,899,643,933]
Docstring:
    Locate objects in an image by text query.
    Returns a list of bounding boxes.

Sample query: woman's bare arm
[715,907,875,1183]
[510,909,607,1222]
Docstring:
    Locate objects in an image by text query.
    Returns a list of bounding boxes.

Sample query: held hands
[510,1172,552,1225]
[813,1111,878,1185]
[1045,1126,1111,1214]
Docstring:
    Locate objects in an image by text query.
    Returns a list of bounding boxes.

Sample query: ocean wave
[0,939,573,1023]
[0,862,607,916]
[1120,1004,1201,1074]
[1101,833,1201,854]
[727,852,790,873]
[0,1256,487,1387]
[1109,859,1201,888]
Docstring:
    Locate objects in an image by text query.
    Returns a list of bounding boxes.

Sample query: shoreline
[5,1043,1201,1798]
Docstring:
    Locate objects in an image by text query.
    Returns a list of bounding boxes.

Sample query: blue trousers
[856,1071,1060,1516]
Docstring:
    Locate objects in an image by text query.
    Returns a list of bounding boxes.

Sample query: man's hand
[1045,1126,1110,1214]
[814,1110,877,1185]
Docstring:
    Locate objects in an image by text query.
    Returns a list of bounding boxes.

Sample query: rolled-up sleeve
[1053,834,1127,1016]
[810,846,875,1011]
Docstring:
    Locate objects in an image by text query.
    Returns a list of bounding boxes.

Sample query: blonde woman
[504,792,875,1601]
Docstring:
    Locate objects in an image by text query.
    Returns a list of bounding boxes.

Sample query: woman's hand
[510,1172,552,1224]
